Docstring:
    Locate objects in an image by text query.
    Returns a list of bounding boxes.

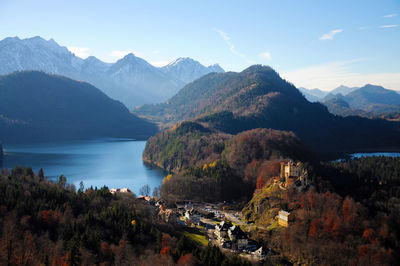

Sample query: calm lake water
[0,139,165,195]
[351,152,400,158]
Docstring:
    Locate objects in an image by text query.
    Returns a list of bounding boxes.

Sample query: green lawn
[184,231,209,246]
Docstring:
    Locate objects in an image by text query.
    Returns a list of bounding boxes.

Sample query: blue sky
[0,0,399,91]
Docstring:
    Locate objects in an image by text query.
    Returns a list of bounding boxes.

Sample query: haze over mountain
[322,84,400,117]
[299,86,360,102]
[161,57,224,83]
[330,85,359,96]
[298,87,328,102]
[0,71,157,143]
[0,36,224,108]
[136,65,400,156]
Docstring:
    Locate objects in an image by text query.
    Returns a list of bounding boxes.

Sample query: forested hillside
[0,71,157,143]
[136,65,400,157]
[0,166,249,265]
[144,122,313,202]
[242,156,400,265]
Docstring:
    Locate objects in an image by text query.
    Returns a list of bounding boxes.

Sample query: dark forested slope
[137,65,400,156]
[0,71,157,143]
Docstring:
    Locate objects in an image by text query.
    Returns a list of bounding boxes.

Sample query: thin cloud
[258,52,271,60]
[380,25,398,28]
[214,29,246,58]
[319,29,343,40]
[383,14,397,18]
[67,46,90,59]
[282,60,400,92]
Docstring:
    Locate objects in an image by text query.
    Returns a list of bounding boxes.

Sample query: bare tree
[139,184,151,196]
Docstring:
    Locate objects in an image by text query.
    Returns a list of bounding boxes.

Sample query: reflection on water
[1,139,165,195]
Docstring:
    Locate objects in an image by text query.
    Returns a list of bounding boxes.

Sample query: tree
[58,175,67,188]
[38,168,44,179]
[78,181,84,193]
[153,186,160,199]
[256,175,265,189]
[140,184,151,196]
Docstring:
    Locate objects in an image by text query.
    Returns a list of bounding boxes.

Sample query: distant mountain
[161,57,224,83]
[105,53,185,106]
[136,65,400,156]
[346,84,400,108]
[330,85,359,96]
[0,36,223,109]
[0,71,157,143]
[322,84,400,117]
[322,94,370,117]
[298,87,328,102]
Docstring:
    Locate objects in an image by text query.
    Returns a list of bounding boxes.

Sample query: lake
[0,139,165,195]
[351,152,400,158]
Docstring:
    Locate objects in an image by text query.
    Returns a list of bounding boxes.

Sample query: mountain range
[299,86,360,102]
[137,65,400,157]
[322,84,400,117]
[0,71,157,143]
[0,36,224,108]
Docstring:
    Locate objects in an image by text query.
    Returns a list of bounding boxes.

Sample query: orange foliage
[256,174,265,189]
[177,253,195,265]
[358,245,369,257]
[101,241,112,258]
[331,217,343,238]
[342,197,353,225]
[160,234,172,255]
[309,219,319,237]
[307,189,315,209]
[323,213,335,234]
[362,228,375,242]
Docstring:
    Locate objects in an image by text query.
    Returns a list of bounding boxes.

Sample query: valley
[1,2,399,263]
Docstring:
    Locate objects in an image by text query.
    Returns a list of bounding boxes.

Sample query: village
[112,160,309,263]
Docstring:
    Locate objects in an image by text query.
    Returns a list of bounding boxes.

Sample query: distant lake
[351,152,400,158]
[0,139,165,195]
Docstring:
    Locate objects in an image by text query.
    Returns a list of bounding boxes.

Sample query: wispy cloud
[383,14,397,18]
[358,26,368,30]
[214,29,246,58]
[282,60,400,91]
[67,46,90,59]
[380,24,398,28]
[319,29,343,40]
[109,49,141,59]
[258,52,271,60]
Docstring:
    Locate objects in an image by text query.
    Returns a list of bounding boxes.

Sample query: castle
[280,160,309,188]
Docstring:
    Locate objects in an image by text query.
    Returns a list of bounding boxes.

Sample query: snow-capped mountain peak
[161,57,224,83]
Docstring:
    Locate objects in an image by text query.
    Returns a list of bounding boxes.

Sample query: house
[215,221,232,245]
[184,209,201,225]
[277,210,292,227]
[159,208,177,223]
[138,195,153,204]
[228,225,248,250]
[252,247,266,260]
[110,187,132,194]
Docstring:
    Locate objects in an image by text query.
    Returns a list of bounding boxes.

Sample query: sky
[0,0,399,91]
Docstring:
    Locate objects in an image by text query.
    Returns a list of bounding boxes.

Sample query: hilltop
[136,65,400,156]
